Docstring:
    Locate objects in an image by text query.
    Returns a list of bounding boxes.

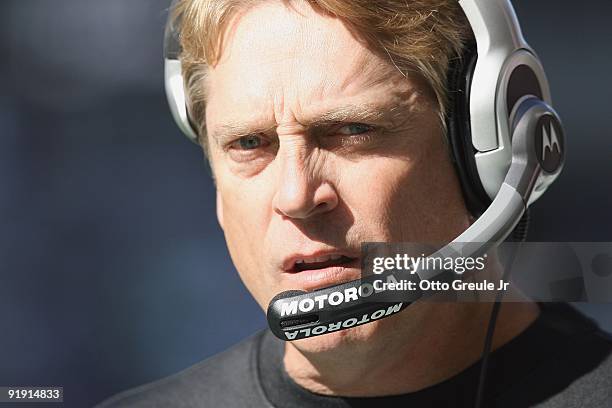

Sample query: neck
[283,299,539,397]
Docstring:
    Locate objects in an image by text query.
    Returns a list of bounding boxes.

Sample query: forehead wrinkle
[207,1,432,146]
[211,90,422,146]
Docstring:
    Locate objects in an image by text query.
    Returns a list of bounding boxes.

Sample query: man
[99,0,612,406]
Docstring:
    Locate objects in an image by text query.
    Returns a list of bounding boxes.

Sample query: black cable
[473,282,505,408]
[474,210,529,408]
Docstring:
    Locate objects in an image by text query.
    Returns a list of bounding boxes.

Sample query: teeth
[295,254,344,266]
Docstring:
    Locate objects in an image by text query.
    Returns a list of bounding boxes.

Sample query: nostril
[274,186,338,219]
[315,202,329,211]
[311,182,338,214]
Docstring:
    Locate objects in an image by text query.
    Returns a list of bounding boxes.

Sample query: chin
[289,318,393,355]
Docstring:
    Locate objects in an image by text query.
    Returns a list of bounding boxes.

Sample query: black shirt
[97,303,612,407]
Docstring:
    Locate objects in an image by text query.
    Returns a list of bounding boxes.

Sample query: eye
[336,123,373,136]
[232,134,266,150]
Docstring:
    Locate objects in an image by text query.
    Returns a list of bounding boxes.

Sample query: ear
[216,191,224,230]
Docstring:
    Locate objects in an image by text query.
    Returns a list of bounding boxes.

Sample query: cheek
[340,158,417,237]
[218,181,269,257]
[213,168,278,308]
[336,140,469,242]
[212,149,272,233]
[389,148,469,242]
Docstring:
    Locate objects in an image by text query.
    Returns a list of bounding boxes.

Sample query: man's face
[204,1,471,347]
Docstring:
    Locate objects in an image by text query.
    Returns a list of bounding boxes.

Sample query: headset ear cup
[445,42,492,217]
[446,44,534,240]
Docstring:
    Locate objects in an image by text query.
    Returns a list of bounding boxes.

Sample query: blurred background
[0,1,610,407]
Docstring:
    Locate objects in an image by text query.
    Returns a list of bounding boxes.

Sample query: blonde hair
[172,0,474,145]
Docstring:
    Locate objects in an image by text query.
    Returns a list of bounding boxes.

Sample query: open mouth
[292,255,356,272]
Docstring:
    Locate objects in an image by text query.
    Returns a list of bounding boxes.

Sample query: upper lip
[282,250,359,272]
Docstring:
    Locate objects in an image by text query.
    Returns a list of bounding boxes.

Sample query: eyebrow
[210,102,406,145]
[212,122,277,146]
[310,104,389,124]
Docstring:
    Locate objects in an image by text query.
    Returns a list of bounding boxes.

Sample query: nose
[272,147,338,220]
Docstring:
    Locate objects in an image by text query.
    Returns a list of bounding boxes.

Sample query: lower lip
[281,260,361,291]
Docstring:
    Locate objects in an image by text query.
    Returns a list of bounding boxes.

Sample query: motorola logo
[542,122,560,162]
[535,115,564,173]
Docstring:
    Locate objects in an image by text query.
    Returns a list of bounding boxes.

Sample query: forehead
[204,1,411,132]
